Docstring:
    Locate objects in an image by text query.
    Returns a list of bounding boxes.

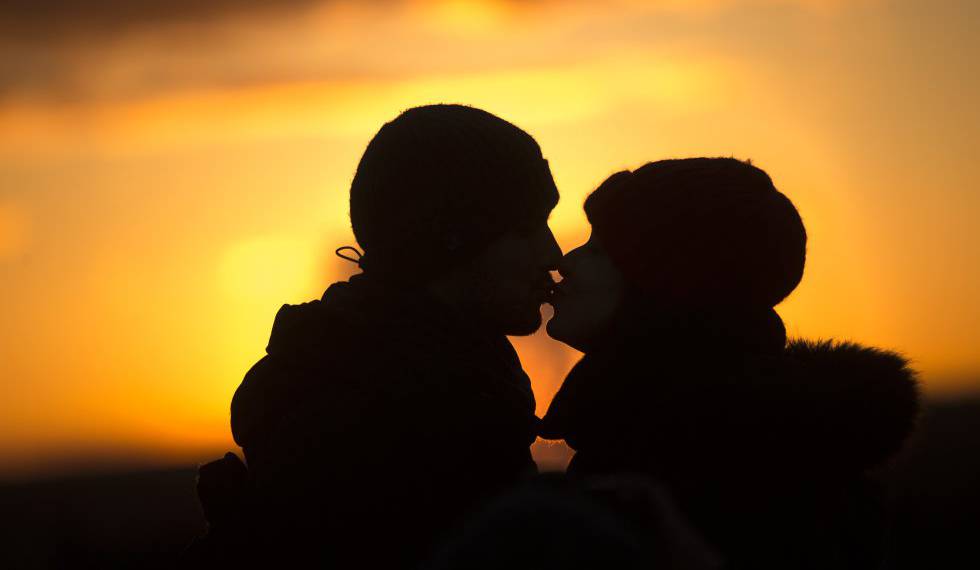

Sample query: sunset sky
[1,0,978,477]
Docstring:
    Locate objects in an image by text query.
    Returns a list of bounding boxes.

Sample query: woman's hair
[585,157,806,309]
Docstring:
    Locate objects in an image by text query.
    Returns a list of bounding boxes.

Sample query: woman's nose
[558,245,584,278]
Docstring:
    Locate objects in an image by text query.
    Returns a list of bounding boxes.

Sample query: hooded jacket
[540,309,920,570]
[224,274,538,567]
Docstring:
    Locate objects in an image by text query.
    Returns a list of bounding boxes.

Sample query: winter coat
[208,273,538,567]
[540,308,920,570]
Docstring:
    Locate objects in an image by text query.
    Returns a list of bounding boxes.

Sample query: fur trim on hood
[541,336,920,477]
[781,339,920,471]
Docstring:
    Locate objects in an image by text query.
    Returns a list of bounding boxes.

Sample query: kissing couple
[189,105,919,569]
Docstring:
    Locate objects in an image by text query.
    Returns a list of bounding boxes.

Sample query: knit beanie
[584,158,806,309]
[349,104,559,277]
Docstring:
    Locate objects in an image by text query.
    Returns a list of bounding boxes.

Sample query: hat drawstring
[335,246,364,266]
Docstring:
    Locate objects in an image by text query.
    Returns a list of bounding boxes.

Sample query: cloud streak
[0,0,870,104]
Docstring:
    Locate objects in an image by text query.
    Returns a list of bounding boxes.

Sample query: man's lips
[536,275,559,303]
[545,279,566,304]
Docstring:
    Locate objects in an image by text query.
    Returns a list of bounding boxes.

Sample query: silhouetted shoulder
[230,291,369,455]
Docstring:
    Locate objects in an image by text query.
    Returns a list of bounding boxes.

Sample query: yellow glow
[219,236,320,303]
[0,201,29,259]
[425,0,511,34]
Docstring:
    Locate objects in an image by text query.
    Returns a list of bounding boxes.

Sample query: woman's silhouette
[541,158,920,569]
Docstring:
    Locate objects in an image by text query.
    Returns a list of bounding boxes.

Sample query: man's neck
[425,278,501,339]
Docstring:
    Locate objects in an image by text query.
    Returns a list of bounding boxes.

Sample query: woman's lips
[535,274,557,301]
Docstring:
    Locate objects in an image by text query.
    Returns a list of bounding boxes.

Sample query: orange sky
[1,0,978,477]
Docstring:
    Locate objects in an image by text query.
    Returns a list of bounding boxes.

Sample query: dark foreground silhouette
[1,396,974,569]
[424,473,723,570]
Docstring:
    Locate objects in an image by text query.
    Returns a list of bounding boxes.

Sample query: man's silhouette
[205,105,561,566]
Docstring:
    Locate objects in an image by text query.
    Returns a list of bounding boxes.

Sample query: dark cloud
[0,0,338,103]
[0,0,325,42]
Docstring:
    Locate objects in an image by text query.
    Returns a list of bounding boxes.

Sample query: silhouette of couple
[189,105,920,569]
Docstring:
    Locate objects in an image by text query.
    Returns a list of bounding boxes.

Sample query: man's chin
[545,313,572,344]
[501,307,544,337]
